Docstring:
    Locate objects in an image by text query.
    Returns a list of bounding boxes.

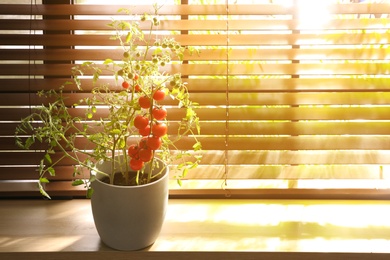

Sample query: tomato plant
[15,7,203,196]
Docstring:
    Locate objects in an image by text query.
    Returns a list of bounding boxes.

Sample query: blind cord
[28,0,35,117]
[222,0,230,196]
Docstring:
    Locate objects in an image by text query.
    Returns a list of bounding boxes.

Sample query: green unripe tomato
[153,17,160,26]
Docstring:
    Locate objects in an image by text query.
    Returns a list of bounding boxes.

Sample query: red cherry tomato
[134,84,141,92]
[153,89,166,101]
[152,123,167,137]
[138,148,153,162]
[122,81,130,89]
[147,136,162,150]
[130,158,144,171]
[152,107,167,120]
[133,73,139,80]
[139,137,149,149]
[139,96,151,109]
[127,144,139,159]
[134,115,149,129]
[138,125,151,136]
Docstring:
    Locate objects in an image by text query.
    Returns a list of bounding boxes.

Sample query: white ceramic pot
[91,157,169,251]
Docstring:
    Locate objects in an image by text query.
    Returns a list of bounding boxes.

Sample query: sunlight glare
[156,199,390,252]
[295,0,331,29]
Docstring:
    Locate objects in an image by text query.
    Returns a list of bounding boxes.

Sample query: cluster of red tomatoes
[122,78,169,171]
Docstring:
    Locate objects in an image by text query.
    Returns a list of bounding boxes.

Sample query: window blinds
[1,1,390,198]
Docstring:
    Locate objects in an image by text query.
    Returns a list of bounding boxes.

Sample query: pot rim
[93,158,169,189]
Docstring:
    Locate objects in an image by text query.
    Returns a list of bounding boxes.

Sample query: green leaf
[86,188,94,198]
[117,7,126,13]
[182,168,189,177]
[196,118,201,134]
[38,183,51,199]
[48,140,56,148]
[154,47,162,55]
[25,136,35,149]
[39,177,50,183]
[178,53,184,61]
[72,180,84,186]
[47,167,55,176]
[39,160,44,172]
[125,32,132,43]
[110,129,121,135]
[89,175,96,183]
[118,139,126,149]
[82,61,93,66]
[193,142,202,151]
[186,107,194,119]
[44,153,52,164]
[189,162,198,170]
[103,59,114,65]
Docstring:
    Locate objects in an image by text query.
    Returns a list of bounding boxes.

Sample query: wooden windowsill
[1,199,390,259]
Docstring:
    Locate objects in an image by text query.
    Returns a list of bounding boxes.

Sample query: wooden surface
[1,252,390,260]
[1,199,390,259]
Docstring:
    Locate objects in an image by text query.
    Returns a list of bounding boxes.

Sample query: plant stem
[147,153,155,183]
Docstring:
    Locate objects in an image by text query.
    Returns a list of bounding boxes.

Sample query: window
[1,0,390,198]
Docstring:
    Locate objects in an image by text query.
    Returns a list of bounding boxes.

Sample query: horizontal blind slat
[2,92,390,106]
[2,78,390,93]
[2,48,390,61]
[3,136,390,153]
[2,33,390,46]
[1,150,390,169]
[1,4,389,16]
[4,19,390,31]
[2,106,390,122]
[2,63,390,77]
[0,165,384,181]
[3,121,390,137]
